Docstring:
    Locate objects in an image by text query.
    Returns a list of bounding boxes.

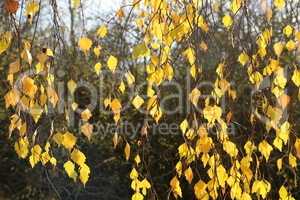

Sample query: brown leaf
[5,0,19,14]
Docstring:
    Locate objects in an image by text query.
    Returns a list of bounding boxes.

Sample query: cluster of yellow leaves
[53,131,77,150]
[5,0,300,199]
[53,131,90,185]
[130,165,151,200]
[1,29,69,182]
[15,139,57,168]
[203,105,222,126]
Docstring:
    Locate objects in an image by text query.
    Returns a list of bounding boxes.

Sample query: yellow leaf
[111,98,122,114]
[273,69,287,89]
[231,0,242,14]
[125,142,131,161]
[251,180,271,199]
[67,79,77,94]
[113,132,119,149]
[147,85,155,97]
[180,119,189,134]
[22,77,37,98]
[62,132,77,150]
[170,176,182,198]
[222,15,233,28]
[294,138,300,158]
[132,95,144,109]
[273,137,283,151]
[79,163,90,185]
[295,31,300,41]
[283,25,293,37]
[216,164,228,188]
[44,142,50,152]
[107,55,118,73]
[41,152,51,165]
[249,71,263,87]
[9,60,20,74]
[274,0,285,10]
[273,42,284,57]
[114,112,120,123]
[189,88,201,107]
[197,16,209,32]
[94,62,102,75]
[163,63,174,81]
[194,180,208,200]
[21,49,32,65]
[184,167,193,184]
[132,192,144,200]
[14,137,29,159]
[258,140,273,161]
[130,168,139,180]
[71,148,86,166]
[97,25,108,38]
[241,156,253,181]
[190,64,197,79]
[93,46,101,57]
[0,31,12,55]
[125,71,135,86]
[184,48,195,65]
[29,144,42,168]
[238,52,249,66]
[52,132,64,145]
[176,161,183,177]
[133,42,150,59]
[25,1,39,16]
[279,186,288,199]
[29,104,43,123]
[286,40,296,51]
[223,140,238,157]
[4,89,20,108]
[292,69,300,87]
[230,182,242,199]
[203,105,222,125]
[277,121,290,145]
[134,154,141,165]
[81,108,92,122]
[47,87,59,107]
[103,97,111,108]
[50,157,57,166]
[64,160,77,180]
[46,48,54,57]
[118,81,126,94]
[277,158,282,171]
[78,37,92,52]
[140,178,151,195]
[289,153,297,168]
